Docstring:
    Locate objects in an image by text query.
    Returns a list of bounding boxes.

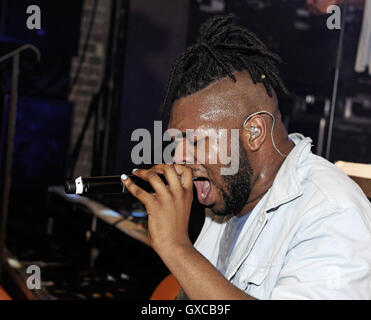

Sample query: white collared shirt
[194,133,371,299]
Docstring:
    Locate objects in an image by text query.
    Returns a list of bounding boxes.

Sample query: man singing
[121,15,371,299]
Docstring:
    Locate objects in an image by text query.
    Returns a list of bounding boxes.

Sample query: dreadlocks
[161,14,288,116]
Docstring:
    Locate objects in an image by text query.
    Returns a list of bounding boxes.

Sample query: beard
[212,145,253,216]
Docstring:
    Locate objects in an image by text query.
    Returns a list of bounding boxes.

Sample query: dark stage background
[0,0,370,300]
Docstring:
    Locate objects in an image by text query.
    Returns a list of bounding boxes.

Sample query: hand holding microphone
[66,164,196,279]
[120,164,194,256]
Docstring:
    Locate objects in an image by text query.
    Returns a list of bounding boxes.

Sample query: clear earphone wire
[243,110,287,158]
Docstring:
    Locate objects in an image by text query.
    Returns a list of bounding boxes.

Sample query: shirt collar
[264,133,313,213]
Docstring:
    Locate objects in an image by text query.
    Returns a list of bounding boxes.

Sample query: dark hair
[161,14,288,116]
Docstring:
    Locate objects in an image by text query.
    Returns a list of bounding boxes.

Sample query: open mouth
[193,176,212,205]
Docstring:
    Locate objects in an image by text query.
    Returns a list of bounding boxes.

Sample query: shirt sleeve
[270,206,371,299]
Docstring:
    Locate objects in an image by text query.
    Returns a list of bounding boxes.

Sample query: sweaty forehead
[168,71,273,130]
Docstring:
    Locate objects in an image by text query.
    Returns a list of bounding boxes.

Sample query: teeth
[201,193,206,199]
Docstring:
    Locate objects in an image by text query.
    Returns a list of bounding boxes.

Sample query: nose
[172,139,195,164]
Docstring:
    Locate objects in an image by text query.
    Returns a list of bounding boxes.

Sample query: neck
[238,137,294,216]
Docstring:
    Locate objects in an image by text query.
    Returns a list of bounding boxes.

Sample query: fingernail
[132,168,138,173]
[121,174,128,181]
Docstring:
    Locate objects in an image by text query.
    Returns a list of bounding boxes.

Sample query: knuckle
[146,171,158,180]
[167,189,178,199]
[153,163,165,171]
[165,163,174,170]
[171,188,184,200]
[133,187,142,197]
[151,164,161,171]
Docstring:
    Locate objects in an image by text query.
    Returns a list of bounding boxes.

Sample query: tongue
[194,180,211,204]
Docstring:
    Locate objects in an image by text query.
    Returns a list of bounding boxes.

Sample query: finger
[144,164,181,186]
[154,164,184,194]
[159,164,183,192]
[131,169,168,196]
[121,174,152,204]
[173,164,193,192]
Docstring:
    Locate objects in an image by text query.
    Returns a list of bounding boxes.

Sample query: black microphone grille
[65,180,76,194]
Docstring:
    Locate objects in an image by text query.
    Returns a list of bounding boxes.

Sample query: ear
[243,115,266,152]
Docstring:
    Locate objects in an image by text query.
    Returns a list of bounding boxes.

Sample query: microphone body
[65,175,163,195]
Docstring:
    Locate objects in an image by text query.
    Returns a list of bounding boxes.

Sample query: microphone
[65,175,123,195]
[65,174,169,195]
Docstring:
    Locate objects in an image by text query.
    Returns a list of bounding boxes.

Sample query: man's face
[167,77,254,216]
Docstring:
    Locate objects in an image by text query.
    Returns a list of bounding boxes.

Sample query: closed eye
[187,136,205,147]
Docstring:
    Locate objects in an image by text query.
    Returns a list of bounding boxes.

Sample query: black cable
[325,0,348,160]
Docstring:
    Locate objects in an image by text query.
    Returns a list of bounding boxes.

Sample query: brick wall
[69,0,111,177]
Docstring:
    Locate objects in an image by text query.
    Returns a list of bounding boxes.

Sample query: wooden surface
[150,274,180,300]
[335,161,371,179]
[335,161,371,199]
[0,286,12,300]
